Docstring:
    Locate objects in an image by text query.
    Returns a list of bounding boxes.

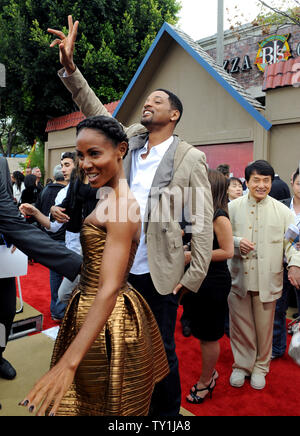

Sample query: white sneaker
[250,373,266,390]
[229,369,247,387]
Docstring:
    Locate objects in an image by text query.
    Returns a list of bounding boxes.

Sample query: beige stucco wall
[265,87,300,126]
[269,123,300,185]
[265,87,300,185]
[117,36,266,150]
[6,157,27,174]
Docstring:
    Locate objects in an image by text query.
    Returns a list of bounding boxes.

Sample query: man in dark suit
[0,157,82,382]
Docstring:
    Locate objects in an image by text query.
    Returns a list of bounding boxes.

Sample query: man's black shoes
[0,358,16,380]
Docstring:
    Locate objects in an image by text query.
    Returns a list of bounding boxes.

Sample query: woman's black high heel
[186,377,216,404]
[190,369,218,395]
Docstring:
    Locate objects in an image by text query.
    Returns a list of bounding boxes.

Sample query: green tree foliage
[19,140,45,176]
[254,1,300,33]
[0,117,31,157]
[0,0,180,143]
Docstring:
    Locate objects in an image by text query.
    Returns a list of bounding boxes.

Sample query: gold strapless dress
[50,223,169,416]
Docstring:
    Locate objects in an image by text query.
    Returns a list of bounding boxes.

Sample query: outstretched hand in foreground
[19,357,76,416]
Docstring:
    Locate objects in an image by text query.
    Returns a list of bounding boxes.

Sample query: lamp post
[217,0,224,66]
[0,63,6,110]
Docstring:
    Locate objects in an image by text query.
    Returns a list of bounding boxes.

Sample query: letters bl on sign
[255,34,291,72]
[223,34,300,75]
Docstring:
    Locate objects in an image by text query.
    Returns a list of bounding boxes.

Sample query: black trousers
[0,278,16,359]
[128,273,181,416]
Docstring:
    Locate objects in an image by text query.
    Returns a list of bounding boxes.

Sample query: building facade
[44,22,300,185]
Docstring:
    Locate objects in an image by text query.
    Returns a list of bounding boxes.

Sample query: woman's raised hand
[48,15,79,75]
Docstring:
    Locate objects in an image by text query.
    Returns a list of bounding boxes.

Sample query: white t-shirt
[130,136,173,275]
[290,197,300,229]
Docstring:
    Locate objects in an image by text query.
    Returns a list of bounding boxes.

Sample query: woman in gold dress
[20,116,169,416]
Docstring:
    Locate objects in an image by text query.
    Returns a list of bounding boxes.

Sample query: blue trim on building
[113,22,272,131]
[0,154,28,158]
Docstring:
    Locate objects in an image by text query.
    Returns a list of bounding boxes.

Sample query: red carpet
[19,263,300,416]
[19,262,61,330]
[176,306,300,416]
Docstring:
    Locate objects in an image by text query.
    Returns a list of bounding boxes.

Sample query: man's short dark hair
[245,160,275,182]
[292,167,300,183]
[61,151,76,161]
[155,88,183,124]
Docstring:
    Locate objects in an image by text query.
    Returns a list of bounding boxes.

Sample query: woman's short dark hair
[12,171,25,190]
[61,151,76,161]
[24,174,37,189]
[292,167,300,183]
[245,160,275,182]
[76,115,128,158]
[228,176,243,187]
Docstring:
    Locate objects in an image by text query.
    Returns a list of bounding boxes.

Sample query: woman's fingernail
[23,400,29,406]
[29,405,34,413]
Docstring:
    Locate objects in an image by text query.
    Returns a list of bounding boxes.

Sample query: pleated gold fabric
[50,223,169,416]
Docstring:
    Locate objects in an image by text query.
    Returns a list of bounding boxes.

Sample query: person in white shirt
[20,152,77,320]
[11,171,25,205]
[228,160,300,390]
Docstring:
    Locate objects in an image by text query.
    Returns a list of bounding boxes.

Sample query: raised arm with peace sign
[48,15,78,76]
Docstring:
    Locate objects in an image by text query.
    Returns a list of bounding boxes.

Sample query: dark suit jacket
[0,157,82,281]
[281,197,292,208]
[269,176,290,201]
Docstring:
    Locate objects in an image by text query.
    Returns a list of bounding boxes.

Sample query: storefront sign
[223,55,252,74]
[254,34,291,72]
[223,34,296,75]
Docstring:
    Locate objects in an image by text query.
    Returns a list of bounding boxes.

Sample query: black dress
[183,209,232,341]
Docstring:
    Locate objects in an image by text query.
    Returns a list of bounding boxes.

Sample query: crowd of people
[0,15,300,416]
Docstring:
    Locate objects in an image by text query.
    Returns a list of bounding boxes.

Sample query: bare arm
[19,203,51,229]
[181,216,233,266]
[211,216,234,261]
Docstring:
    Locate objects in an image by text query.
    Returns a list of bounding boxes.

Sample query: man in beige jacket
[48,17,213,416]
[228,160,300,390]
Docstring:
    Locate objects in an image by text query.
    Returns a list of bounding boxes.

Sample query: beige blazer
[228,194,300,302]
[59,68,214,295]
